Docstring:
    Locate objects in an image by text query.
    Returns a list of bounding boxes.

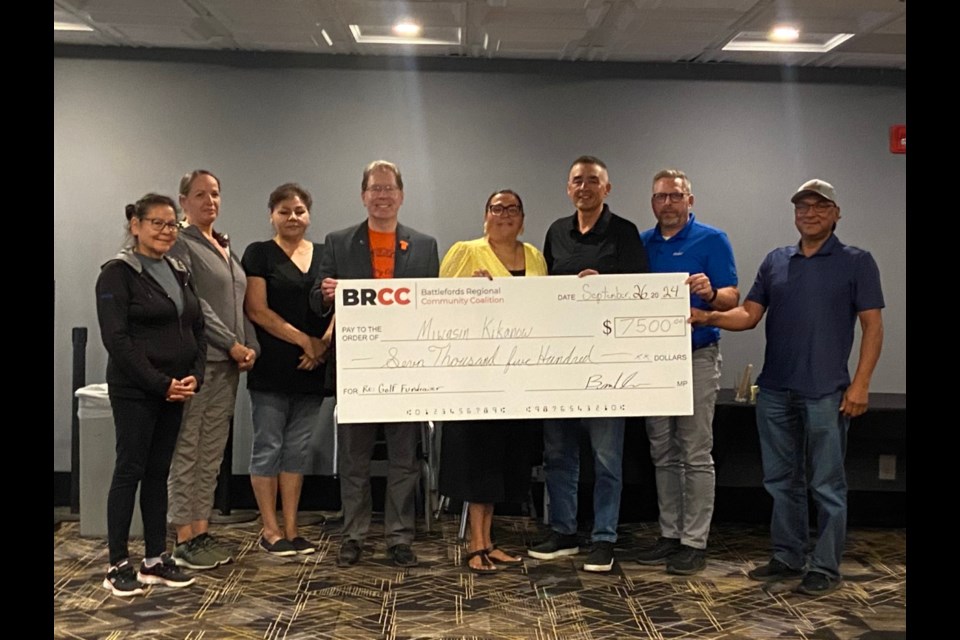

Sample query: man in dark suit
[311,160,439,567]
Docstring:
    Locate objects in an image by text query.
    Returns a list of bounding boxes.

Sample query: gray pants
[167,361,239,525]
[339,422,420,547]
[645,344,721,549]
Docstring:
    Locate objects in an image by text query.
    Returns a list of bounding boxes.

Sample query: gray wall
[54,55,906,471]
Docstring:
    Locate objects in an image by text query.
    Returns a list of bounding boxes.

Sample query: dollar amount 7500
[603,316,688,338]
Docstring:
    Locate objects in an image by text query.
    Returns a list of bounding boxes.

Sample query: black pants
[439,420,538,504]
[107,394,183,565]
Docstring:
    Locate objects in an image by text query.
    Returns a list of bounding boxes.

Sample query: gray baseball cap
[791,179,837,205]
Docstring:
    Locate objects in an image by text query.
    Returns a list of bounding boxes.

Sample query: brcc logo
[342,287,412,306]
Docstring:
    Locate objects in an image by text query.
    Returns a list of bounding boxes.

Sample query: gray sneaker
[196,532,233,565]
[172,536,222,570]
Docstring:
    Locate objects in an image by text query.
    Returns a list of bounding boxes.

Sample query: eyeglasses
[365,185,399,194]
[488,204,522,217]
[794,201,835,214]
[652,192,689,204]
[142,218,180,232]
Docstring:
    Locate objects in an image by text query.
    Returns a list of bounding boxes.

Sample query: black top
[543,204,650,275]
[96,252,206,399]
[241,240,328,395]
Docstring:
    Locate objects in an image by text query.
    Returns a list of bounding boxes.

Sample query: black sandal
[464,548,497,574]
[488,546,524,566]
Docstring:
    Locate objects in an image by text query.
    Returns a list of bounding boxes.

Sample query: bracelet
[707,287,718,303]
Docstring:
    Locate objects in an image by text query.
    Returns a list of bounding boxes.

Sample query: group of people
[96,172,332,596]
[95,155,884,600]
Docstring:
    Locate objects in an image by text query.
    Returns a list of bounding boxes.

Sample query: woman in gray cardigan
[167,169,259,570]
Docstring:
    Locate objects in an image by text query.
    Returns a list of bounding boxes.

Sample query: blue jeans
[756,388,849,579]
[543,417,625,543]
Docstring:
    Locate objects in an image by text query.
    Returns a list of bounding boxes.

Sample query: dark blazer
[310,220,439,315]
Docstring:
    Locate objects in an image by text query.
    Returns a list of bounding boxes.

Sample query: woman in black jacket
[95,193,206,597]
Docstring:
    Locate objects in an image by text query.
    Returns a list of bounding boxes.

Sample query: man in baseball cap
[690,178,884,596]
[791,178,838,204]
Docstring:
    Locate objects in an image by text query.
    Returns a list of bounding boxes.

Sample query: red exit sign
[889,124,905,154]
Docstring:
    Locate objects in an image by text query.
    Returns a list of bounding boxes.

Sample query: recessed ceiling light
[320,29,333,47]
[54,21,94,32]
[769,25,800,42]
[393,20,421,37]
[723,30,854,53]
[349,24,461,46]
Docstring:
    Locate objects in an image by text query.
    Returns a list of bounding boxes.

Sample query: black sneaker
[337,539,362,567]
[747,558,804,582]
[137,554,196,588]
[259,536,298,557]
[102,560,145,597]
[387,543,418,567]
[666,545,706,575]
[582,541,615,572]
[797,571,843,596]
[528,532,580,560]
[634,537,682,565]
[289,536,317,555]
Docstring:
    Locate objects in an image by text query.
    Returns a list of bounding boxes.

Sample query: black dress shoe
[337,540,362,567]
[387,543,418,567]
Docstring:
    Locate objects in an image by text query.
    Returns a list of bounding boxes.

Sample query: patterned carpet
[54,515,906,639]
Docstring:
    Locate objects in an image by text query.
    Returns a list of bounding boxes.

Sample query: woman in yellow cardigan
[438,189,547,573]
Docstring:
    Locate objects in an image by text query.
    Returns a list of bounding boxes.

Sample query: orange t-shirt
[368,228,396,279]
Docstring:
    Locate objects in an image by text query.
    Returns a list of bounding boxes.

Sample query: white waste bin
[77,384,142,538]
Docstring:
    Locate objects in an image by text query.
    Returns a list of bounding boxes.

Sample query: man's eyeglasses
[794,201,835,214]
[142,218,180,232]
[488,204,522,217]
[652,192,689,204]
[366,185,399,194]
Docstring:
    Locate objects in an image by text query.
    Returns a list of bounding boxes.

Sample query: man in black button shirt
[528,156,649,572]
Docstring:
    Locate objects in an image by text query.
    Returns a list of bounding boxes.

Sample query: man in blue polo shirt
[636,169,739,575]
[691,179,884,596]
